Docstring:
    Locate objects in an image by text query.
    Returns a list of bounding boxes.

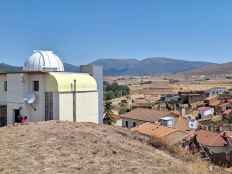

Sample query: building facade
[0,50,103,126]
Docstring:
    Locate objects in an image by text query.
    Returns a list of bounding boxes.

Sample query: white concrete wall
[7,74,24,103]
[59,93,73,121]
[4,72,100,125]
[122,119,139,128]
[23,74,47,122]
[7,74,25,124]
[80,65,103,124]
[6,73,47,123]
[76,92,99,123]
[58,92,98,123]
[200,108,214,118]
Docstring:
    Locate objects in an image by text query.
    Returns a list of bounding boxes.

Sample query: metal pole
[73,80,77,122]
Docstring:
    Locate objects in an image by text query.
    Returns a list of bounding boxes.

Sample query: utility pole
[73,80,77,122]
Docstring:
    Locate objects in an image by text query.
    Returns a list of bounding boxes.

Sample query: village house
[120,108,170,128]
[207,87,226,97]
[159,90,209,114]
[0,50,103,126]
[132,122,187,146]
[188,117,199,129]
[204,96,221,107]
[120,108,189,130]
[111,114,123,126]
[183,130,232,166]
[223,109,232,122]
[197,107,214,119]
[160,116,175,128]
[218,102,232,113]
[178,90,207,105]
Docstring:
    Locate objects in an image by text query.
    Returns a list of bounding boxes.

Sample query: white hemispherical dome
[23,50,64,72]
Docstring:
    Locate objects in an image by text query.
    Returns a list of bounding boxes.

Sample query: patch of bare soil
[0,121,227,174]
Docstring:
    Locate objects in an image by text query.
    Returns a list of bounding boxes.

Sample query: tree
[104,81,130,100]
[103,101,115,125]
[104,90,115,100]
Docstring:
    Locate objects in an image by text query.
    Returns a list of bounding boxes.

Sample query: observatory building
[0,50,103,126]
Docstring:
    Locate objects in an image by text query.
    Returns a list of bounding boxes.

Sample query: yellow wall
[46,72,97,92]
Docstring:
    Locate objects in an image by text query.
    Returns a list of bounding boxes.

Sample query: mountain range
[90,58,215,75]
[0,63,80,73]
[0,57,231,76]
[183,62,232,76]
[0,63,22,73]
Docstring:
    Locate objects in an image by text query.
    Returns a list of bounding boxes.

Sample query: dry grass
[0,121,229,174]
[161,144,227,174]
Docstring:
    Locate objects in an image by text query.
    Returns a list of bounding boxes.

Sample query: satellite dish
[24,93,36,104]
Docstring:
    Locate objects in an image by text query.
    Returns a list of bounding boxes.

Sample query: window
[33,81,39,91]
[4,81,7,91]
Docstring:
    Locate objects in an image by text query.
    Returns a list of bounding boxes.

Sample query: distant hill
[183,62,232,76]
[0,63,80,73]
[91,57,214,75]
[0,58,219,76]
[0,63,22,72]
[63,63,80,72]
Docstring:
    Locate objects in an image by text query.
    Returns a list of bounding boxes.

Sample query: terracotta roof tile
[132,122,184,139]
[120,108,169,122]
[175,117,189,131]
[195,130,226,147]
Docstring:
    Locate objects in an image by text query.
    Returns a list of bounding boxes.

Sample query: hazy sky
[0,0,232,65]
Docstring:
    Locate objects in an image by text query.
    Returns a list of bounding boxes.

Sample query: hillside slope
[0,63,80,73]
[0,63,22,72]
[183,62,232,76]
[0,121,226,174]
[91,57,214,75]
[0,58,214,75]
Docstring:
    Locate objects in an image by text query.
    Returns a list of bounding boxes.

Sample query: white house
[207,87,226,97]
[188,118,198,129]
[197,107,214,119]
[160,116,175,128]
[0,50,103,126]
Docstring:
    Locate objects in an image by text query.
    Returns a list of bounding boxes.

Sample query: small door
[45,92,53,121]
[0,105,7,126]
[14,109,21,123]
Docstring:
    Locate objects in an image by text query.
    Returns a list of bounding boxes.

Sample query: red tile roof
[120,108,169,122]
[195,130,227,147]
[132,123,182,138]
[132,123,187,145]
